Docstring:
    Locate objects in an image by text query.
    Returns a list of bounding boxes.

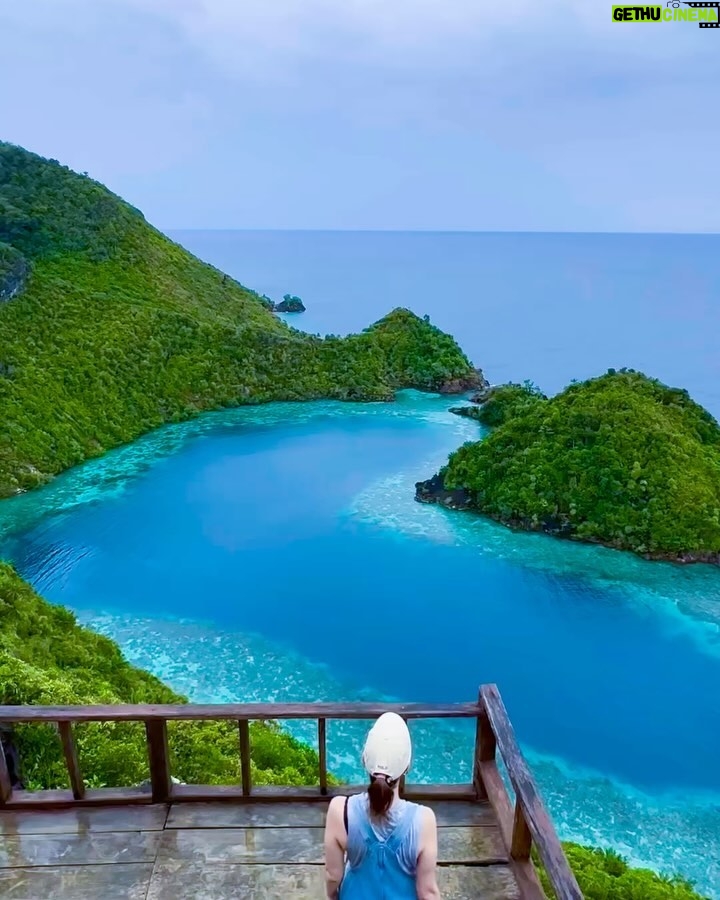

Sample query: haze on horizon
[1,0,718,233]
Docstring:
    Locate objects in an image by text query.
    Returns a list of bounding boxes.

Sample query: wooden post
[473,706,484,798]
[145,720,171,803]
[238,720,251,797]
[479,707,497,761]
[58,721,85,800]
[0,739,11,806]
[511,798,533,860]
[480,684,583,899]
[318,718,328,796]
[473,690,496,799]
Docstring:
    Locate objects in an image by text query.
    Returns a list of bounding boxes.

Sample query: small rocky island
[418,372,720,565]
[274,294,306,313]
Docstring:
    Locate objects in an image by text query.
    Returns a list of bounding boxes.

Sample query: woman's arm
[324,795,347,900]
[416,806,441,900]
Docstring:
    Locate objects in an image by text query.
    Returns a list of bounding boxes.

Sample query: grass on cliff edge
[444,370,720,558]
[0,140,477,497]
[541,844,709,900]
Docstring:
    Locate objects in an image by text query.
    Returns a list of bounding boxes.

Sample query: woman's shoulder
[329,791,367,809]
[404,800,433,813]
[408,802,437,827]
[343,791,371,819]
[326,794,348,822]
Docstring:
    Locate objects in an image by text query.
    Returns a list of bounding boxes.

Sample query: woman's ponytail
[368,773,395,817]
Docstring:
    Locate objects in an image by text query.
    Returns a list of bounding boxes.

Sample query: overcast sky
[1,0,718,231]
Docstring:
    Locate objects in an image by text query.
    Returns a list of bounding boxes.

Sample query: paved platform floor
[0,800,523,899]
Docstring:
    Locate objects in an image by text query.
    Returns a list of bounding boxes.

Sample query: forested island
[419,372,720,563]
[0,142,713,899]
[0,141,482,498]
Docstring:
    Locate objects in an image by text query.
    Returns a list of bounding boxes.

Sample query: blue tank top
[339,792,421,900]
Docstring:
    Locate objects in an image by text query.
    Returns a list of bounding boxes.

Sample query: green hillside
[543,845,708,900]
[441,370,720,560]
[0,141,480,497]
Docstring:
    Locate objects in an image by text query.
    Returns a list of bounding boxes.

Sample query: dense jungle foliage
[0,141,478,498]
[0,562,321,789]
[444,370,720,558]
[542,844,709,900]
[472,380,547,427]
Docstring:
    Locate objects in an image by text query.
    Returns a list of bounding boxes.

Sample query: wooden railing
[474,685,583,900]
[0,685,583,900]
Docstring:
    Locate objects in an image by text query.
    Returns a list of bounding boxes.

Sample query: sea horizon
[169,229,720,419]
[167,226,720,235]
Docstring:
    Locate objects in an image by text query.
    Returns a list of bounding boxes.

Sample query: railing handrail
[0,701,479,723]
[477,684,583,900]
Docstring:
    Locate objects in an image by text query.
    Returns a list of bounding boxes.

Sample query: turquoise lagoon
[0,393,719,895]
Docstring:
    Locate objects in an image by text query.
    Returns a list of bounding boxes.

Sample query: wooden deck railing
[474,685,583,900]
[0,685,583,900]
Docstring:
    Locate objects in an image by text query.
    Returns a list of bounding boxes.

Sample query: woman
[324,712,441,900]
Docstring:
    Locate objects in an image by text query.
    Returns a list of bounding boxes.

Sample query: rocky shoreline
[415,472,474,510]
[414,471,720,566]
[436,368,488,395]
[446,381,501,417]
[448,405,483,421]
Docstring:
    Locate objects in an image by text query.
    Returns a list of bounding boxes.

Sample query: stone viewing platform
[0,686,583,899]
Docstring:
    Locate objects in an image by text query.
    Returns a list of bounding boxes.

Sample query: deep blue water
[7,412,719,790]
[2,231,720,893]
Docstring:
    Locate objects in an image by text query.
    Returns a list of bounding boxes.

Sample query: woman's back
[323,712,441,900]
[340,793,421,899]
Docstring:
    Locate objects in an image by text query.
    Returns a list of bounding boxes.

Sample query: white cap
[361,713,412,782]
